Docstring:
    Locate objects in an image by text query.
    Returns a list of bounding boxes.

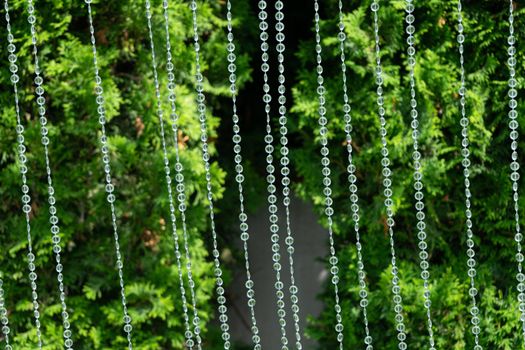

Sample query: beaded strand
[211,0,248,347]
[0,279,12,350]
[336,1,373,348]
[145,1,199,348]
[256,0,289,348]
[84,1,134,348]
[190,0,261,348]
[272,2,303,347]
[312,2,344,348]
[507,0,525,343]
[403,1,436,348]
[4,0,43,347]
[25,1,74,347]
[456,2,483,348]
[370,1,408,348]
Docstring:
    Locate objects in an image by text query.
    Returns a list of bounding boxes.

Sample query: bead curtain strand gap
[272,1,304,347]
[370,1,409,348]
[256,0,291,348]
[84,1,134,348]
[25,0,74,347]
[507,0,525,343]
[403,1,436,348]
[336,0,373,348]
[456,1,483,348]
[146,1,201,348]
[4,0,44,347]
[312,2,345,348]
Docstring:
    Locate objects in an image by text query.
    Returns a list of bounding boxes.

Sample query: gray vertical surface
[226,196,328,349]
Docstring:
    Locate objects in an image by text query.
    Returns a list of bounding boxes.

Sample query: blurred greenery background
[1,0,525,349]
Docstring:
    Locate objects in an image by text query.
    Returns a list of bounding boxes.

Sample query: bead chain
[273,1,303,347]
[84,1,134,348]
[25,1,74,348]
[218,0,261,346]
[164,0,224,346]
[507,0,525,343]
[214,0,251,348]
[370,2,408,348]
[190,0,259,348]
[0,279,12,350]
[4,0,43,347]
[312,2,344,348]
[403,1,436,348]
[256,0,289,348]
[145,1,200,348]
[225,0,278,349]
[336,1,373,348]
[456,2,483,348]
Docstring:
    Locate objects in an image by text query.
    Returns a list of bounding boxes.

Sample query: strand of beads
[273,1,303,347]
[145,1,199,348]
[0,279,12,350]
[312,2,344,348]
[403,1,436,348]
[164,0,226,347]
[336,1,373,348]
[190,1,259,348]
[4,0,43,347]
[220,1,262,348]
[84,1,134,348]
[256,0,289,348]
[370,1,408,348]
[204,1,251,347]
[507,0,525,342]
[456,2,483,348]
[25,1,74,348]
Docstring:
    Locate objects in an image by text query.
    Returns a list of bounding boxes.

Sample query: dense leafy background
[290,0,525,349]
[0,0,252,348]
[1,0,525,349]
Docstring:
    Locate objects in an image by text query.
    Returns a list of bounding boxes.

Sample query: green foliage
[291,0,525,348]
[2,0,525,349]
[0,0,251,349]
